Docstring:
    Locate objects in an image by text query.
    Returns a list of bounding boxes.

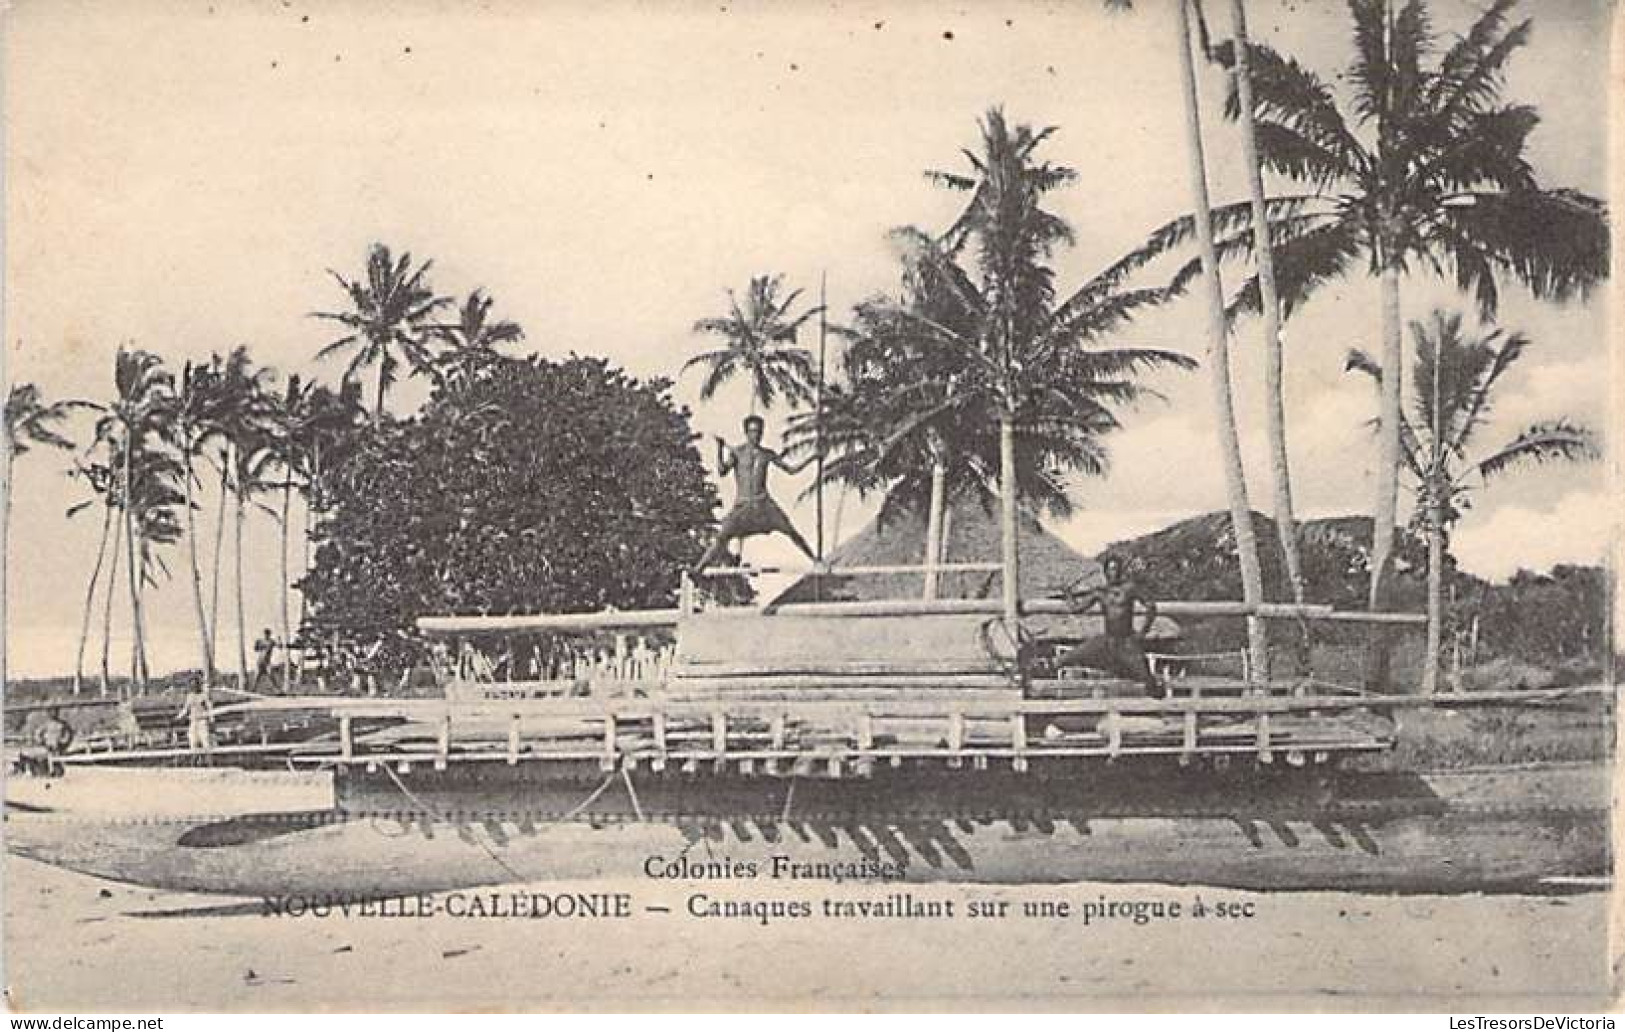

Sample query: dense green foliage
[302,355,722,662]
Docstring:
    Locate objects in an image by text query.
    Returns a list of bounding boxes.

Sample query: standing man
[692,415,821,576]
[1046,555,1162,696]
[177,681,213,753]
[251,627,279,693]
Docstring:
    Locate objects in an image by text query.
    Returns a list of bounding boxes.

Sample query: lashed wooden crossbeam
[416,598,1426,635]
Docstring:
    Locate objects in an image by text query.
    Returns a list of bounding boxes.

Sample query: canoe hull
[5,759,1608,897]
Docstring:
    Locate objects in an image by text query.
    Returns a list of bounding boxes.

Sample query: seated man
[1042,555,1162,696]
[692,415,820,576]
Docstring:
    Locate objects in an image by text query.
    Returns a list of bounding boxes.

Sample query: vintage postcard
[2,0,1617,1013]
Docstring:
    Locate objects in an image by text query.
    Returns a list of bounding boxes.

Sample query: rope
[780,777,797,822]
[381,761,524,883]
[620,766,645,822]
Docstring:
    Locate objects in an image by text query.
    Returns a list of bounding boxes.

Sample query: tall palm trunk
[1229,0,1304,607]
[1424,502,1444,695]
[235,490,249,690]
[1422,334,1444,695]
[122,438,148,692]
[208,457,229,669]
[922,448,947,601]
[1175,0,1268,685]
[280,481,293,691]
[375,363,388,428]
[101,511,123,698]
[74,501,115,695]
[182,452,215,689]
[998,412,1019,632]
[1369,267,1404,608]
[1364,267,1404,690]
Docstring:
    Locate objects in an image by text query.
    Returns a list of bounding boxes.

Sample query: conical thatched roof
[774,495,1098,605]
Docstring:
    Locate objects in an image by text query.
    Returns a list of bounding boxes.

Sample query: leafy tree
[304,355,724,672]
[313,243,450,423]
[685,274,821,414]
[1346,309,1599,690]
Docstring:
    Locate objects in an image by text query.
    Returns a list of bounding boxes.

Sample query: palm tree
[1346,310,1599,692]
[685,274,822,414]
[6,383,79,687]
[125,443,186,686]
[428,290,525,392]
[228,424,279,691]
[161,359,229,689]
[66,461,116,695]
[790,230,1189,601]
[313,243,450,424]
[923,106,1196,632]
[90,349,175,691]
[1224,0,1305,607]
[1169,2,1273,682]
[1140,0,1608,623]
[203,347,274,676]
[264,375,365,690]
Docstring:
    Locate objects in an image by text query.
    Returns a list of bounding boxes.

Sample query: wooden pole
[816,271,827,561]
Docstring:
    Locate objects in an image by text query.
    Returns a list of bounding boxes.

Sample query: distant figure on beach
[35,707,74,758]
[251,628,278,692]
[177,683,213,752]
[115,699,142,746]
[1042,555,1162,695]
[17,707,74,775]
[692,415,821,575]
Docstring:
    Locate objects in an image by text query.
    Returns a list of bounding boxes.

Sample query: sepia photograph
[1,0,1617,1013]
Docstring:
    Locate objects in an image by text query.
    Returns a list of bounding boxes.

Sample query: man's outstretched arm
[714,436,735,475]
[774,450,817,476]
[1065,588,1105,616]
[1136,594,1159,638]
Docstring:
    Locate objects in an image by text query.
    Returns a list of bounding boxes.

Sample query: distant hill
[1101,511,1429,612]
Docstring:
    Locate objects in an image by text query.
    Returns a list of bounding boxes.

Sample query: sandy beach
[3,852,1612,1012]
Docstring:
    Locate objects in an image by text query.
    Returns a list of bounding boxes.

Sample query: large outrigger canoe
[4,569,1611,898]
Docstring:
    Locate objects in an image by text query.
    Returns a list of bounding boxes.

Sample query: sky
[4,0,1615,678]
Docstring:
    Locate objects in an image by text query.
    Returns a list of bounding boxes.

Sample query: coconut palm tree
[6,382,79,686]
[264,375,366,690]
[161,359,230,688]
[203,347,275,675]
[789,229,1189,601]
[921,106,1200,633]
[1167,3,1274,681]
[685,274,822,414]
[1222,0,1305,608]
[1137,0,1608,623]
[66,460,116,695]
[428,290,526,392]
[89,349,175,691]
[228,422,279,691]
[313,243,450,424]
[1346,310,1599,692]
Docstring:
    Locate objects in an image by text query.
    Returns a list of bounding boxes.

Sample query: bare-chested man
[1050,555,1162,695]
[692,415,819,575]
